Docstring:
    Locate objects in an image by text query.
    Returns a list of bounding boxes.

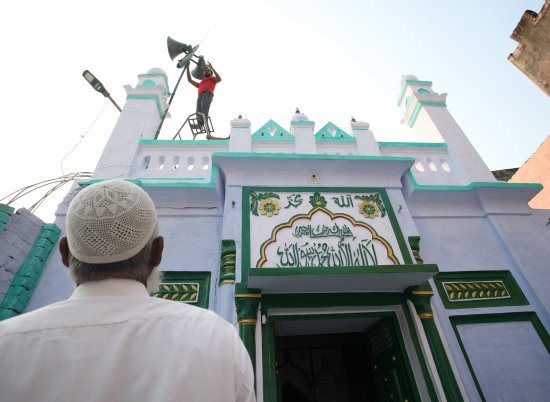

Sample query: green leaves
[309,192,327,208]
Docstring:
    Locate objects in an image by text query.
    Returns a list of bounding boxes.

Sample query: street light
[82,70,122,112]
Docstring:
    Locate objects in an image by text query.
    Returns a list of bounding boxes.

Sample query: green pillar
[235,283,261,371]
[407,284,464,402]
[219,240,236,285]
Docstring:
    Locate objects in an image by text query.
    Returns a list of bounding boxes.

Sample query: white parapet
[229,117,252,152]
[351,120,381,156]
[290,111,317,154]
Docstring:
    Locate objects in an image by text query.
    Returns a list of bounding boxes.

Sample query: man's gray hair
[69,235,154,286]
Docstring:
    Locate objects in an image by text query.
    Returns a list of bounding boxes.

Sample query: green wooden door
[366,318,415,402]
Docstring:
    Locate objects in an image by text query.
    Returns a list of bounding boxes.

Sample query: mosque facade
[4,68,550,401]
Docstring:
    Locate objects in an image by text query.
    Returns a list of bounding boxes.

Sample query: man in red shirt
[187,61,221,138]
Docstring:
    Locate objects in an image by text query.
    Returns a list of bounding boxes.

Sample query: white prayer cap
[66,179,157,264]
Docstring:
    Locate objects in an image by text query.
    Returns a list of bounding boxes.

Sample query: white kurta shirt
[0,279,256,402]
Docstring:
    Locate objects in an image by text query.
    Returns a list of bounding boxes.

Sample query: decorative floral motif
[250,191,280,216]
[358,200,380,219]
[258,198,281,217]
[309,192,327,208]
[354,193,386,218]
[153,283,199,303]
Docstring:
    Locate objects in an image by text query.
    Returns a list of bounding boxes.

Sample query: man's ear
[149,236,164,268]
[59,237,71,268]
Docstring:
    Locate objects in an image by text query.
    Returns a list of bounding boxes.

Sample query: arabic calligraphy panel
[247,190,407,269]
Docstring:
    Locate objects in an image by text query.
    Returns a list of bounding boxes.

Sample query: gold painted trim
[222,253,236,259]
[222,265,235,271]
[238,318,257,325]
[411,291,434,296]
[418,312,434,319]
[256,206,400,267]
[235,294,262,298]
[220,280,235,285]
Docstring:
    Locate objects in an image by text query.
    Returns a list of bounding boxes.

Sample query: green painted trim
[154,271,211,308]
[235,283,262,373]
[252,119,294,141]
[450,312,550,402]
[406,171,543,191]
[139,81,167,96]
[314,122,355,142]
[378,141,448,148]
[389,313,424,402]
[0,224,61,321]
[401,300,440,401]
[128,177,208,181]
[262,292,405,309]
[214,152,415,163]
[407,283,464,402]
[260,298,424,402]
[0,203,14,232]
[126,94,164,118]
[79,165,219,189]
[139,139,229,145]
[242,188,252,282]
[242,187,416,282]
[397,80,433,105]
[138,73,169,95]
[250,264,438,278]
[220,240,236,285]
[261,320,278,402]
[434,271,529,309]
[290,120,315,125]
[0,203,14,214]
[142,79,157,87]
[451,312,550,352]
[408,101,447,127]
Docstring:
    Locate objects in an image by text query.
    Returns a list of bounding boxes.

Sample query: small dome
[147,67,167,75]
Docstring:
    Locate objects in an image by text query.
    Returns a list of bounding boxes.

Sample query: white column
[351,120,381,156]
[93,68,169,179]
[229,117,252,152]
[290,111,316,154]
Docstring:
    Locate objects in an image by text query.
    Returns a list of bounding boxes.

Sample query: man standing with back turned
[0,179,255,402]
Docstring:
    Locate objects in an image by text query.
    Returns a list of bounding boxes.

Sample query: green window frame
[433,271,528,309]
[153,271,211,309]
[450,312,550,402]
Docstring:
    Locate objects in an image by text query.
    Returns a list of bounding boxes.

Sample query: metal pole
[107,95,122,112]
[154,62,190,139]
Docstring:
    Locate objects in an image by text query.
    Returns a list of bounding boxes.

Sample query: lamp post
[82,70,122,112]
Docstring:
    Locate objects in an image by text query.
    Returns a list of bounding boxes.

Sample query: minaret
[93,68,170,179]
[398,75,495,183]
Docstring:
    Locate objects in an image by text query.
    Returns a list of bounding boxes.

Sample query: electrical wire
[2,80,116,215]
[1,172,92,214]
[60,99,109,175]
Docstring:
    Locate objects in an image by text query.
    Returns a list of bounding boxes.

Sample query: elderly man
[0,179,255,402]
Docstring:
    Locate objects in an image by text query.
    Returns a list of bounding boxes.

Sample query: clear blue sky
[1,0,549,221]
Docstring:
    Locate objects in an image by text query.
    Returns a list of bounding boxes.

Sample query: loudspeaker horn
[167,36,193,60]
[191,56,208,80]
